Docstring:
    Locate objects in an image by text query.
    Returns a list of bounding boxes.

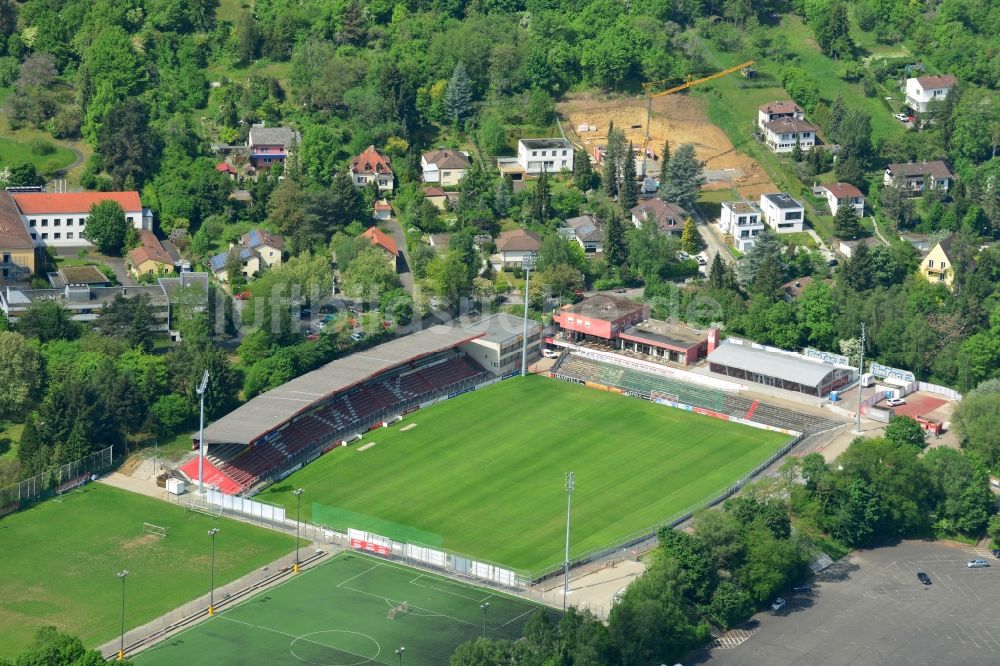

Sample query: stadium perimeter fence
[0,445,116,520]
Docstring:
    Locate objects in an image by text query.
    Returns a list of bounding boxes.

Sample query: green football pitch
[261,376,788,573]
[134,551,555,666]
[0,483,294,659]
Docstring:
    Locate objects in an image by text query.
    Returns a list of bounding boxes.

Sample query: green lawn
[0,483,294,658]
[259,377,788,574]
[134,551,555,665]
[0,423,22,464]
[0,136,76,176]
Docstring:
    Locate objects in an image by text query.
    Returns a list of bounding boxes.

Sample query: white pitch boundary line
[497,606,536,629]
[336,563,384,589]
[218,616,391,665]
[338,583,477,626]
[408,574,496,603]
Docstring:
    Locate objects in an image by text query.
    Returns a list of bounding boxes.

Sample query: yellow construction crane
[642,60,755,144]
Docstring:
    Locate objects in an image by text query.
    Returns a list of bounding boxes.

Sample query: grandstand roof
[200,325,482,445]
[707,341,839,387]
[462,312,542,346]
[620,319,707,351]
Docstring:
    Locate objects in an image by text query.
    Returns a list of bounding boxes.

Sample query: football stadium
[182,324,839,579]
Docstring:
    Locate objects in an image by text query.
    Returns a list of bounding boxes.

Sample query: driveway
[383,217,414,297]
[696,541,1000,666]
[689,205,735,266]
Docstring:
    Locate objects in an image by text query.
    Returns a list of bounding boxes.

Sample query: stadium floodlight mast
[196,370,210,494]
[116,570,129,661]
[208,528,220,615]
[395,646,405,665]
[855,322,866,435]
[563,471,575,611]
[480,601,490,637]
[293,488,305,573]
[521,252,537,378]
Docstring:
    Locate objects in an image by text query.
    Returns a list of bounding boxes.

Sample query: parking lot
[698,541,1000,666]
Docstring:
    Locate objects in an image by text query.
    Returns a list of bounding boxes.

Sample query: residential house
[919,234,956,290]
[373,200,392,221]
[12,191,150,249]
[563,215,604,254]
[241,229,284,269]
[757,101,805,130]
[781,276,814,300]
[210,246,261,283]
[247,124,300,171]
[760,116,818,153]
[630,199,685,236]
[837,237,881,259]
[215,162,237,180]
[818,183,865,217]
[719,201,765,252]
[759,193,805,233]
[905,75,957,113]
[496,229,541,268]
[424,187,449,211]
[884,161,954,194]
[421,150,472,186]
[360,226,398,269]
[128,229,175,278]
[0,191,36,283]
[517,139,573,174]
[350,146,394,192]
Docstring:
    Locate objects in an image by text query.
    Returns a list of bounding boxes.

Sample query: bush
[29,138,55,156]
[593,276,624,290]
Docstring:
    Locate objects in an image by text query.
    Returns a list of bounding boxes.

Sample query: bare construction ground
[558,92,776,198]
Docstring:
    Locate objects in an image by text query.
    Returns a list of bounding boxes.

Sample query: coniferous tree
[604,209,628,270]
[444,62,473,124]
[709,253,727,289]
[660,143,705,210]
[619,142,638,211]
[834,204,862,238]
[737,227,784,286]
[662,140,670,164]
[573,148,596,191]
[602,124,626,197]
[681,217,701,254]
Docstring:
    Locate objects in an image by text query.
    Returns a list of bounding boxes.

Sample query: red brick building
[553,294,648,343]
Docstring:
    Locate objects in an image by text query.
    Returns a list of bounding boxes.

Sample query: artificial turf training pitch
[0,483,294,659]
[261,376,788,573]
[134,551,555,666]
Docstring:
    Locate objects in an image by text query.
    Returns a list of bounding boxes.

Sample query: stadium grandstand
[180,326,493,495]
[553,352,843,435]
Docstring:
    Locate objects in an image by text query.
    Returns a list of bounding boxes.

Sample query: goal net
[143,522,168,538]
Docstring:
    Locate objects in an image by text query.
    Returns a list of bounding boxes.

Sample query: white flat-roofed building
[719,201,765,252]
[759,193,805,233]
[458,312,543,376]
[517,138,573,174]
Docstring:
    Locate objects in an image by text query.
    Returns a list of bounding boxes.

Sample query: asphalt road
[696,541,1000,666]
[383,217,414,297]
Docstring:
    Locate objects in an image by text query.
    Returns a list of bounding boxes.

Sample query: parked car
[299,307,312,320]
[541,349,560,359]
[893,112,909,121]
[615,287,628,293]
[992,549,1000,559]
[967,560,990,568]
[793,586,813,594]
[306,333,319,341]
[917,572,932,585]
[234,290,252,300]
[770,597,786,612]
[696,255,708,266]
[886,397,906,407]
[350,333,363,342]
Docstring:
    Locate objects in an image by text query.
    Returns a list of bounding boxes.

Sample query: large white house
[517,138,573,174]
[759,193,805,233]
[905,75,957,113]
[13,191,150,249]
[349,145,394,192]
[719,201,765,252]
[818,183,865,217]
[757,101,805,131]
[760,117,818,154]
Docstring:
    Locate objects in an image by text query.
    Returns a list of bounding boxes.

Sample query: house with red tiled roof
[350,146,394,192]
[818,182,865,217]
[359,226,398,269]
[373,199,393,221]
[128,229,175,277]
[757,101,805,130]
[215,162,237,179]
[11,191,150,249]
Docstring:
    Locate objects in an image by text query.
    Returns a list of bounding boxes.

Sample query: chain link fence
[0,445,115,519]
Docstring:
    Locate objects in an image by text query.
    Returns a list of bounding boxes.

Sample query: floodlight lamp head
[196,370,209,396]
[293,488,304,496]
[565,471,575,492]
[208,528,220,536]
[523,253,537,271]
[117,570,129,579]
